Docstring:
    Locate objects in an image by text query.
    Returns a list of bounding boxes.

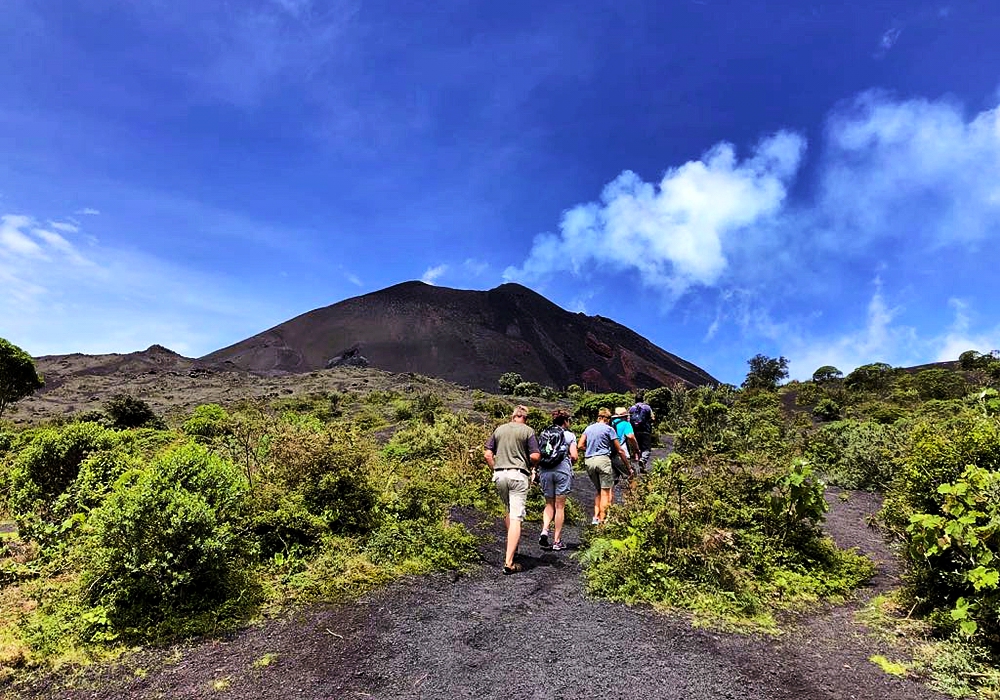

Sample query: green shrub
[473,397,512,419]
[573,393,631,421]
[6,422,119,520]
[805,420,903,490]
[103,394,161,430]
[813,398,841,421]
[498,372,522,394]
[182,403,229,440]
[81,443,254,639]
[912,369,970,401]
[581,455,873,625]
[512,381,545,397]
[264,419,378,536]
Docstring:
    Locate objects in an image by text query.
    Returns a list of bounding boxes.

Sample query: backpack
[537,425,569,468]
[629,402,652,431]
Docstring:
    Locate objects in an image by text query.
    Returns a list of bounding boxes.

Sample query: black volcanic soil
[2,466,944,700]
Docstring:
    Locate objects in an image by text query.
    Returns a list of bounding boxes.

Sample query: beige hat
[614,407,629,417]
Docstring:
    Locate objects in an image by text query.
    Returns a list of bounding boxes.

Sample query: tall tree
[742,354,789,392]
[0,338,44,420]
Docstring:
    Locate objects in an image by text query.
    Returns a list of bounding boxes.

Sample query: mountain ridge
[199,281,718,391]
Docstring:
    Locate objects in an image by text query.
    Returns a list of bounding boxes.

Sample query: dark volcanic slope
[201,281,717,391]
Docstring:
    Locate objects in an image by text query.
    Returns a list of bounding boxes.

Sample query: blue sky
[1,0,999,385]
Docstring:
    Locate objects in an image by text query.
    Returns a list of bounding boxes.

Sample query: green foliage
[812,365,843,383]
[472,397,512,419]
[812,398,841,421]
[742,354,789,392]
[103,394,161,430]
[6,422,119,520]
[498,372,523,394]
[845,362,896,394]
[82,443,255,639]
[0,337,44,421]
[805,420,903,490]
[911,369,969,401]
[512,381,544,397]
[580,455,873,626]
[182,403,229,440]
[573,392,631,421]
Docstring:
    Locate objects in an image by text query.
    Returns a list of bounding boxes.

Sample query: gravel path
[4,474,945,700]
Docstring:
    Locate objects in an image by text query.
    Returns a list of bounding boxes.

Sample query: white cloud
[0,208,277,358]
[75,207,100,216]
[505,131,806,297]
[785,280,919,379]
[0,215,45,258]
[421,264,448,285]
[934,298,1000,361]
[879,27,902,51]
[49,221,80,233]
[463,258,488,276]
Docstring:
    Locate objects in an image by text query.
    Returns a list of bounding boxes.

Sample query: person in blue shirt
[577,408,629,525]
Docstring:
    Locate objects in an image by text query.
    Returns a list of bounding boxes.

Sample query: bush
[103,394,161,430]
[581,456,873,625]
[805,420,903,490]
[6,422,119,520]
[813,398,841,421]
[182,403,229,440]
[81,443,254,638]
[512,381,544,397]
[498,372,522,394]
[473,397,512,419]
[573,393,631,421]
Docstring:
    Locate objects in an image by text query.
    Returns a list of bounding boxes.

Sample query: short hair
[512,405,529,419]
[635,390,646,402]
[597,407,612,419]
[551,409,571,426]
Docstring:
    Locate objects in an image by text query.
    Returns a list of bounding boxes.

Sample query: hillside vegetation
[2,349,1000,696]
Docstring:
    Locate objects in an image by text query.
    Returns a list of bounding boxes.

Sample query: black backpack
[537,425,569,468]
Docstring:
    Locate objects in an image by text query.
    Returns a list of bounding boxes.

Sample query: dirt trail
[5,468,943,700]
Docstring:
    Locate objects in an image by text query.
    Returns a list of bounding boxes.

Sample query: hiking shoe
[551,541,566,551]
[591,517,600,525]
[539,530,551,549]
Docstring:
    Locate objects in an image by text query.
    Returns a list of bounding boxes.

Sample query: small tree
[0,337,44,420]
[104,394,160,429]
[812,365,843,384]
[742,354,789,392]
[498,372,523,394]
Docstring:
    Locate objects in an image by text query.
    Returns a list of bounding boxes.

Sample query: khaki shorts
[493,469,529,520]
[585,455,614,490]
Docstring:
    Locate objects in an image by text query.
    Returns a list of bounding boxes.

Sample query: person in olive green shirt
[484,405,540,574]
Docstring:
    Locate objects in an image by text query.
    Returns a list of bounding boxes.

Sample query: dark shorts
[539,469,572,497]
[635,431,653,453]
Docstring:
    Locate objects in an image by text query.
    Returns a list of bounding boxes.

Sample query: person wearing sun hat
[610,406,640,489]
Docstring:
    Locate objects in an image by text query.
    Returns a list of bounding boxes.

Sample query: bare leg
[542,499,555,533]
[599,488,612,521]
[504,515,521,568]
[553,495,567,543]
[593,492,601,520]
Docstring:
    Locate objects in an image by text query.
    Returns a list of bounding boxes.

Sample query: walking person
[578,408,629,525]
[611,406,640,492]
[537,410,577,552]
[629,390,656,474]
[484,405,540,574]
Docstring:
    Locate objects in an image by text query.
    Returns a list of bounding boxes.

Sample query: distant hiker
[578,407,629,525]
[484,405,541,575]
[611,406,640,490]
[629,391,656,474]
[537,409,577,552]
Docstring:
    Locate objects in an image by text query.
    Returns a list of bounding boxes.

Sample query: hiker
[484,404,540,575]
[629,390,656,474]
[537,409,577,552]
[610,406,640,491]
[578,407,629,525]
